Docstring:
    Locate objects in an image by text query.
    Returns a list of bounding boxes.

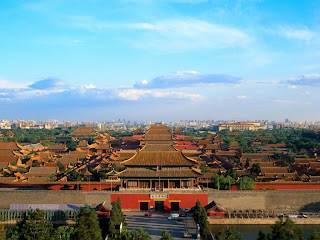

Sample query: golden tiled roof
[122,150,197,166]
[119,168,202,178]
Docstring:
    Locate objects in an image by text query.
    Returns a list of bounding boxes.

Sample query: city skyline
[1,0,320,121]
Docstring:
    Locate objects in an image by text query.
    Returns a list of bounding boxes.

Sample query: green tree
[108,198,124,235]
[237,176,255,190]
[215,226,242,240]
[74,206,102,240]
[160,230,173,240]
[200,164,210,173]
[309,230,320,240]
[108,221,116,235]
[258,217,305,240]
[22,155,31,164]
[115,228,151,240]
[53,226,75,240]
[135,229,152,240]
[17,209,53,240]
[251,163,261,175]
[6,228,19,240]
[66,142,78,151]
[57,161,66,173]
[245,158,251,168]
[32,160,41,167]
[193,200,211,238]
[69,171,82,181]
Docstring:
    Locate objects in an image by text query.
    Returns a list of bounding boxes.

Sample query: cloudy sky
[1,0,320,122]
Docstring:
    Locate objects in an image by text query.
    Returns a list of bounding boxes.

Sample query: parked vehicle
[168,213,179,220]
[183,232,192,238]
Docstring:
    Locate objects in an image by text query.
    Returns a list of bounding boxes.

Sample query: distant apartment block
[219,122,265,131]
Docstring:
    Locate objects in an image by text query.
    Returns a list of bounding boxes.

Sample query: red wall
[111,193,208,210]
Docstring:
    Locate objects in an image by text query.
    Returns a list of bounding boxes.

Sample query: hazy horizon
[1,0,320,121]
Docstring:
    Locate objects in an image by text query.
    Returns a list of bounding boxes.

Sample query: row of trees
[213,217,320,240]
[211,171,255,190]
[258,217,320,240]
[218,128,320,153]
[4,207,102,240]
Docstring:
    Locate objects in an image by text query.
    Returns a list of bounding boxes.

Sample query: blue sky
[1,0,320,122]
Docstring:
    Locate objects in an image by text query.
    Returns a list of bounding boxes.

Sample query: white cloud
[83,84,96,89]
[67,16,251,52]
[135,71,241,88]
[287,74,320,87]
[128,19,251,51]
[28,78,68,90]
[273,99,296,104]
[141,80,148,85]
[0,79,30,89]
[237,95,248,99]
[269,25,316,42]
[116,88,203,101]
[288,85,298,89]
[72,39,83,44]
[0,76,205,105]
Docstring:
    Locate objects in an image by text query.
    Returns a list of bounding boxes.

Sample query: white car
[183,232,192,238]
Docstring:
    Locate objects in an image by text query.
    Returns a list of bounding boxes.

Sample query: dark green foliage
[109,198,124,235]
[69,171,82,181]
[17,209,53,240]
[236,176,255,190]
[108,221,116,235]
[74,206,102,240]
[208,128,320,153]
[259,217,305,240]
[57,161,66,173]
[114,228,151,240]
[130,229,152,240]
[66,142,78,151]
[111,163,125,173]
[6,228,19,240]
[21,155,30,164]
[309,230,320,240]
[32,160,41,167]
[200,164,210,173]
[211,174,235,190]
[160,230,174,240]
[0,129,62,144]
[251,163,261,175]
[245,158,250,168]
[211,169,238,190]
[257,231,269,240]
[52,226,75,240]
[193,200,211,238]
[216,226,242,240]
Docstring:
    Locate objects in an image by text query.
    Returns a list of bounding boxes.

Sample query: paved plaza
[124,211,197,240]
